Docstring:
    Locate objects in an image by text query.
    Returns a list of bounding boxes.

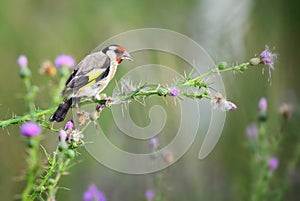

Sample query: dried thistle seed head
[162,150,174,165]
[213,92,224,103]
[39,60,57,76]
[211,92,237,112]
[279,103,292,120]
[90,110,100,121]
[69,129,84,143]
[77,111,89,126]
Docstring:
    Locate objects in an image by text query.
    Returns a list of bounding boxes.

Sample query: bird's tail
[50,98,73,122]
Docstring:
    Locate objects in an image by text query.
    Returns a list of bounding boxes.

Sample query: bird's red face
[114,46,133,64]
[102,45,133,64]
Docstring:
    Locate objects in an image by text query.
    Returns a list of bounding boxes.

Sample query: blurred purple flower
[17,55,28,67]
[169,87,180,97]
[54,54,75,68]
[145,189,155,201]
[268,157,279,170]
[20,122,41,137]
[83,184,106,201]
[258,97,267,111]
[59,130,68,141]
[260,46,277,80]
[149,137,159,149]
[246,123,258,139]
[65,120,74,131]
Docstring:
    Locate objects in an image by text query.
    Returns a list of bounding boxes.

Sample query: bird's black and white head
[102,45,133,64]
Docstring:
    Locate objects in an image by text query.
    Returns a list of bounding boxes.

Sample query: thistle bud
[47,178,55,186]
[58,141,68,152]
[157,87,168,96]
[65,149,75,159]
[249,57,261,66]
[218,62,227,70]
[19,66,31,78]
[240,65,248,71]
[203,90,209,95]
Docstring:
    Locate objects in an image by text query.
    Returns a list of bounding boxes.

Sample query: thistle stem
[0,61,251,128]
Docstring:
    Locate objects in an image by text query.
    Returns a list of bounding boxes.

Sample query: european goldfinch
[50,45,133,122]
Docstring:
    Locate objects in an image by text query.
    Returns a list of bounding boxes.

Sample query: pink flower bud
[17,55,28,67]
[258,97,267,111]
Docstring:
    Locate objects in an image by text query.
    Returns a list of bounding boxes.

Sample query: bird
[49,45,133,122]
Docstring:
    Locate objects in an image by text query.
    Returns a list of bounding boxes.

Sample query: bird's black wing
[62,52,111,96]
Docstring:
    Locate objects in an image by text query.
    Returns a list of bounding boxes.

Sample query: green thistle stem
[47,157,71,201]
[29,146,72,201]
[52,66,70,105]
[29,148,59,200]
[21,137,41,201]
[177,62,249,87]
[0,61,251,128]
[6,55,263,201]
[23,77,37,116]
[0,108,56,127]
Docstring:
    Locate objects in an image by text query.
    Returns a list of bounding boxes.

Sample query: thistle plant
[245,97,298,201]
[0,46,278,200]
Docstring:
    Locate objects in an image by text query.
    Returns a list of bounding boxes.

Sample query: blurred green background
[0,0,299,200]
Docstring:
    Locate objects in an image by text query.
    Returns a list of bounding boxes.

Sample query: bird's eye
[114,49,122,54]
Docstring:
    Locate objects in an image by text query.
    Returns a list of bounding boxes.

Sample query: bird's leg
[94,94,101,101]
[91,104,105,131]
[103,97,113,107]
[50,121,55,129]
[74,98,81,116]
[93,120,102,133]
[94,94,112,107]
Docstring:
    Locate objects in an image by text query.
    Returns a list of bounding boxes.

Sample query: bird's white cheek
[106,51,117,62]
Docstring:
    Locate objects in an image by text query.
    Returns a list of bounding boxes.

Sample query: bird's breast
[107,61,118,81]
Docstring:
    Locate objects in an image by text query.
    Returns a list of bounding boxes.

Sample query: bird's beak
[122,51,134,61]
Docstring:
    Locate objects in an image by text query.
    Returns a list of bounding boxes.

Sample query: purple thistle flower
[83,184,106,201]
[149,137,159,149]
[246,123,258,139]
[258,97,267,112]
[145,189,155,201]
[59,130,68,141]
[20,122,41,137]
[260,46,277,80]
[54,54,75,68]
[260,46,276,68]
[268,157,279,170]
[227,101,237,111]
[17,55,28,67]
[169,87,180,97]
[65,120,74,131]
